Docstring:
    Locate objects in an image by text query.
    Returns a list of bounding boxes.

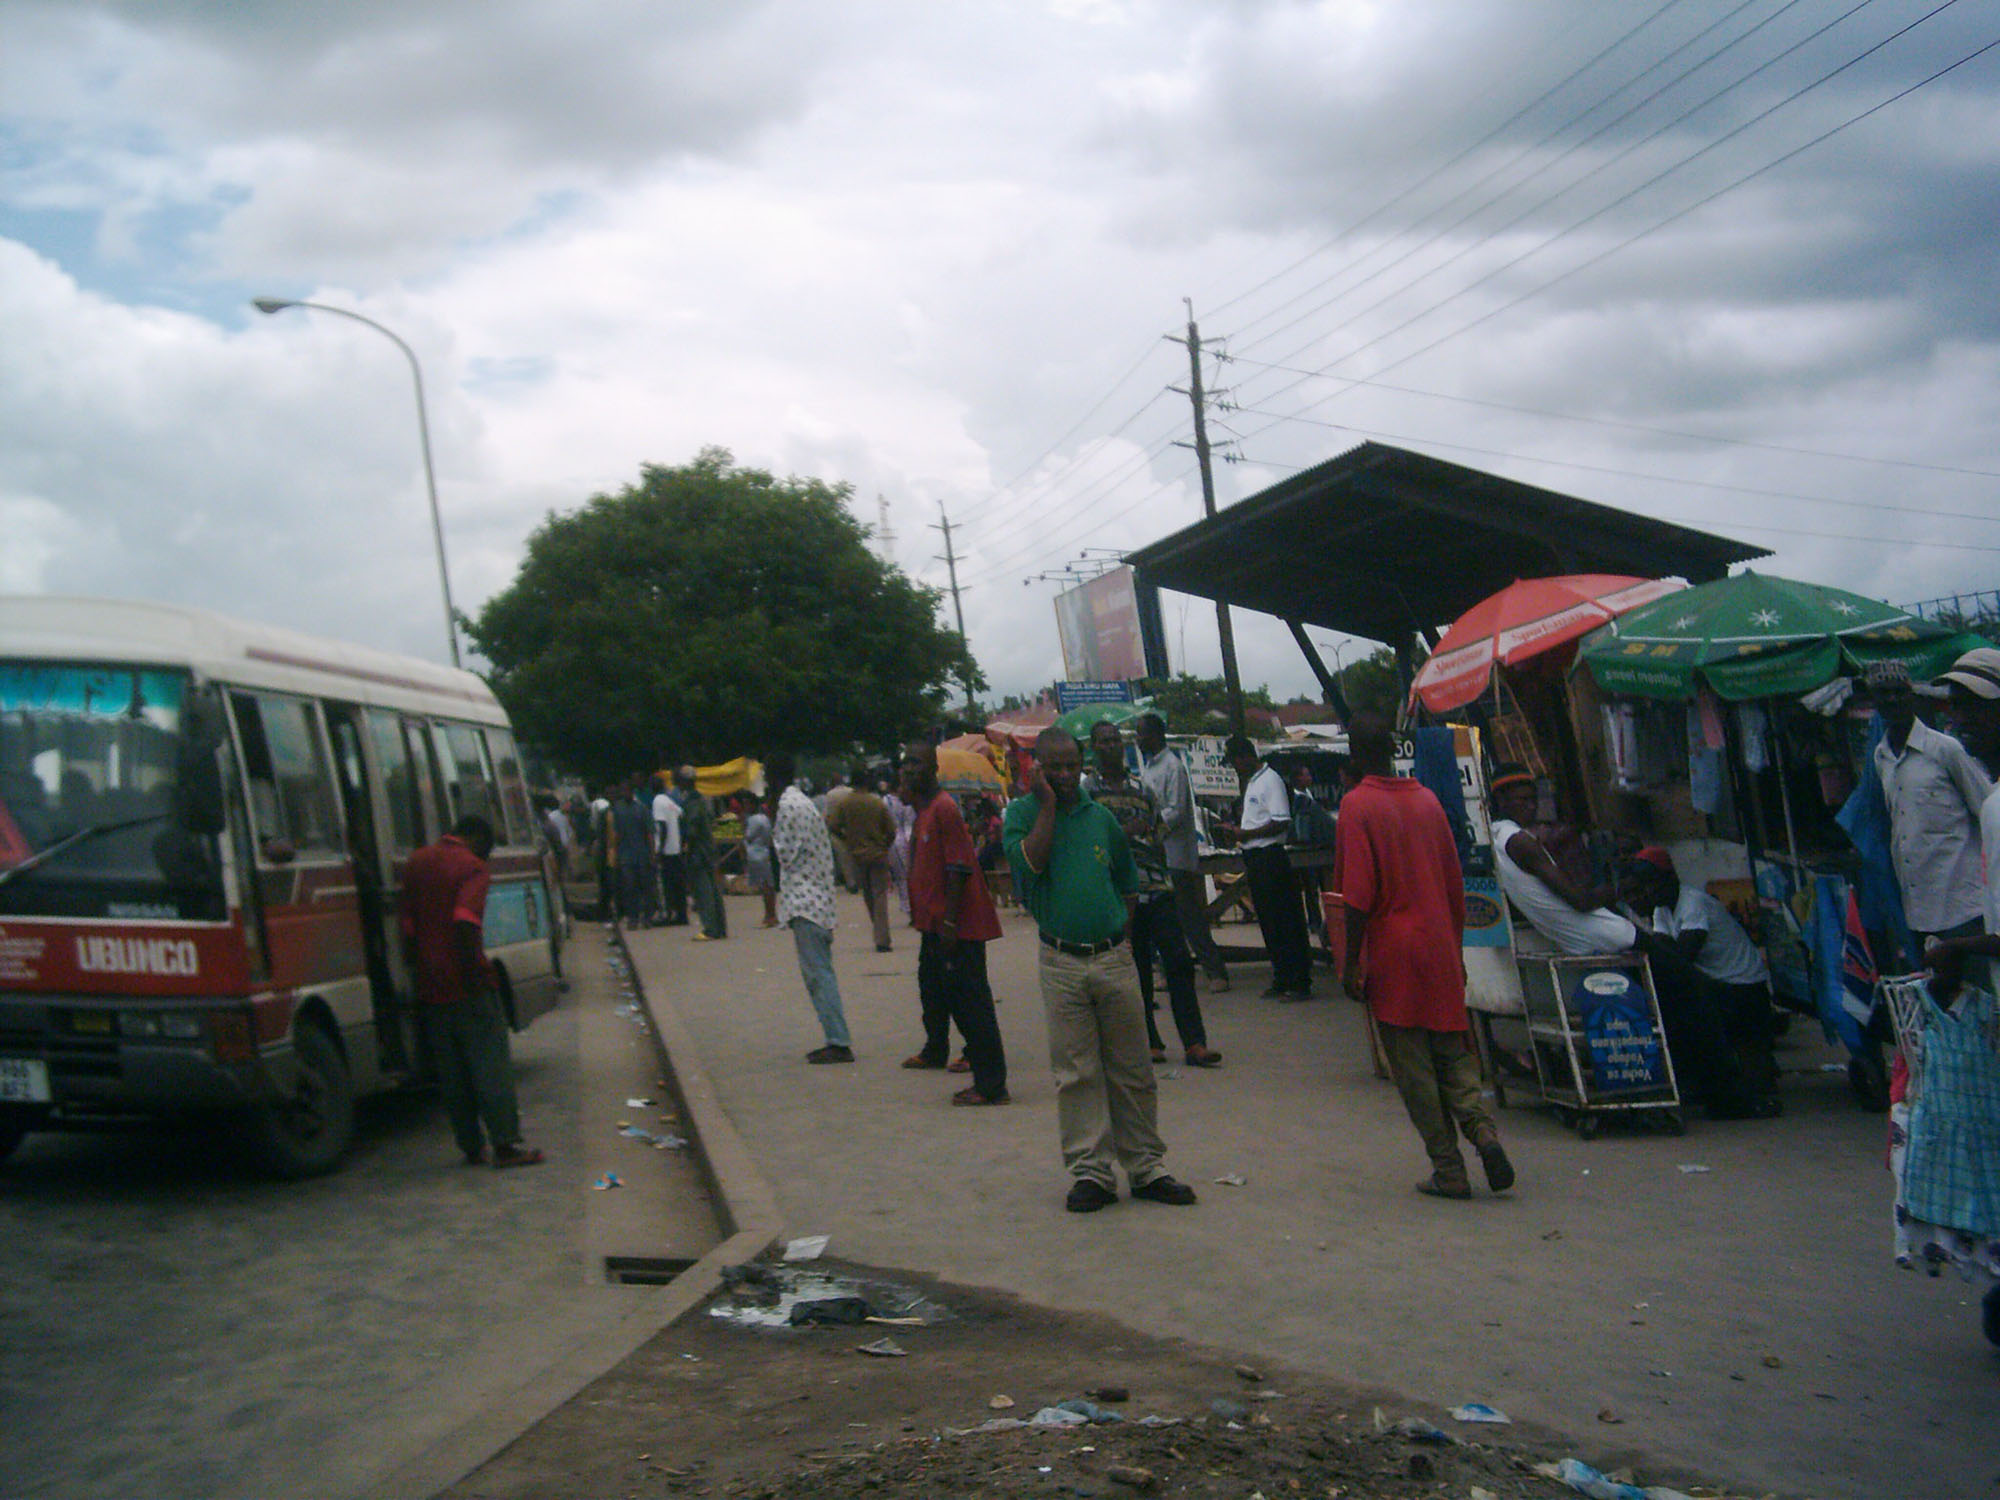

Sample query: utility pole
[875,493,897,565]
[1178,298,1245,734]
[932,503,976,716]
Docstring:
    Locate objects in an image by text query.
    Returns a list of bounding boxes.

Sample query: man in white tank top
[1487,766,1768,1120]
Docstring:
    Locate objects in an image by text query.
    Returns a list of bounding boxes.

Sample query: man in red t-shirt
[399,814,544,1168]
[897,742,1009,1106]
[1333,714,1511,1199]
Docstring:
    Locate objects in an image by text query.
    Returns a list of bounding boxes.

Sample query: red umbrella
[1411,574,1686,715]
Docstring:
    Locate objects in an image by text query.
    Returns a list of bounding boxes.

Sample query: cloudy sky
[4,0,1998,704]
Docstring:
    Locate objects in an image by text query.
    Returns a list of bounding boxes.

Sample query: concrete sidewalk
[625,895,1994,1500]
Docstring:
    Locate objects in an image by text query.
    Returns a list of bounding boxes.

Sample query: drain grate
[604,1255,697,1286]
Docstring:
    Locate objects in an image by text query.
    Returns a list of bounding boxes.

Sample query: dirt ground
[446,1259,1721,1500]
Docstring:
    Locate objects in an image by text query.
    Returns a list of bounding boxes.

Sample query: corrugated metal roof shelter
[1124,443,1768,680]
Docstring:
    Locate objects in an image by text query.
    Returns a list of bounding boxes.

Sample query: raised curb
[357,925,780,1500]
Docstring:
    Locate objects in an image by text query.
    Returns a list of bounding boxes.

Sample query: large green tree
[1138,674,1278,735]
[470,450,977,780]
[1338,648,1402,720]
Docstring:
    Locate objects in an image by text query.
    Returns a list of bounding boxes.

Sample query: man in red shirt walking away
[400,814,544,1168]
[897,742,1009,1106]
[1333,714,1511,1200]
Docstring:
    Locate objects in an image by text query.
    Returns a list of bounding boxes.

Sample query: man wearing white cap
[1867,659,1992,960]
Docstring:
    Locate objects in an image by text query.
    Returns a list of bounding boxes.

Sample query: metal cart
[1505,950,1685,1138]
[1881,971,1933,1097]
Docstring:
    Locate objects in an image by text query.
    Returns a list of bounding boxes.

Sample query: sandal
[493,1145,546,1169]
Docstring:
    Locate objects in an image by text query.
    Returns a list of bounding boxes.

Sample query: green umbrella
[1580,570,1980,701]
[1053,700,1145,739]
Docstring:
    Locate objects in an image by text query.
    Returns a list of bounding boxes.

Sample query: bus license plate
[0,1058,51,1103]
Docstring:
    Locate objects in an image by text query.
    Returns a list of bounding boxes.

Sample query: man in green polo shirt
[1004,726,1198,1214]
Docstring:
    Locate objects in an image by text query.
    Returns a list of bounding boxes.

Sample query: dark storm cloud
[15,0,828,168]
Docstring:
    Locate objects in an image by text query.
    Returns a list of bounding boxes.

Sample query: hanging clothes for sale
[1894,984,2000,1282]
[1736,703,1771,772]
[1692,689,1727,752]
[1410,726,1473,866]
[1602,701,1676,791]
[1836,716,1917,968]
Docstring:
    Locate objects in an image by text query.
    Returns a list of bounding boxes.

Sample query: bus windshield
[0,664,224,921]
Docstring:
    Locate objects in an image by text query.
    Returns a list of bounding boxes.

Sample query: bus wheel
[247,1023,355,1179]
[0,1107,32,1167]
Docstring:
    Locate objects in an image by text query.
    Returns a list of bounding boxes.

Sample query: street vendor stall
[1410,573,1686,826]
[1575,570,1984,1098]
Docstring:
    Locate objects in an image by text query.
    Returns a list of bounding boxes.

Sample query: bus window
[434,720,501,831]
[364,707,421,854]
[408,717,449,842]
[483,726,534,846]
[229,692,341,860]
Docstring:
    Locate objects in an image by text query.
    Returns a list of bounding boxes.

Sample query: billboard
[1054,566,1145,683]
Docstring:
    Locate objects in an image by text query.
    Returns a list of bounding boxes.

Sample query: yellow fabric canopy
[655,757,764,797]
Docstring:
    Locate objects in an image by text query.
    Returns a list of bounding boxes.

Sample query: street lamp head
[251,297,297,315]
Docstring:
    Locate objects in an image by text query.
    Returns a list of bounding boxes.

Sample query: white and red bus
[0,597,562,1176]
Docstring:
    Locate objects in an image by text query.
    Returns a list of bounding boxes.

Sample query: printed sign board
[1462,875,1510,948]
[1054,680,1135,712]
[1181,736,1240,798]
[1053,567,1145,683]
[1574,969,1668,1093]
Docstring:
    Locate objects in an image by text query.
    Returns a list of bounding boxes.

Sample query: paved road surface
[0,929,718,1500]
[624,895,1999,1500]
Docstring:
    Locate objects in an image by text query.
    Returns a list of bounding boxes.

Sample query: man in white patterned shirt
[1870,659,1993,960]
[769,752,854,1063]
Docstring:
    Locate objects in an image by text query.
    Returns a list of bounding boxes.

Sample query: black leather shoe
[1131,1174,1197,1206]
[1065,1179,1118,1213]
[1477,1141,1516,1192]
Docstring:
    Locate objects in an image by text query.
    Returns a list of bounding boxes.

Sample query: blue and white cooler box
[1573,968,1667,1094]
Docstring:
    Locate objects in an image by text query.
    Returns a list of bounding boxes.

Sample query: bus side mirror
[178,694,227,837]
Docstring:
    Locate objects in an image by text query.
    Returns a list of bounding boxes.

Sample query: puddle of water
[708,1266,951,1330]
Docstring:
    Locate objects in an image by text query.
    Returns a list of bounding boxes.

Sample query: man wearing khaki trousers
[1334,713,1514,1200]
[1002,726,1199,1215]
[827,771,898,952]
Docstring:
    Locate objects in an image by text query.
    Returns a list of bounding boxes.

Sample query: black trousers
[616,859,657,924]
[1641,943,1754,1109]
[657,852,688,924]
[1241,843,1314,991]
[1132,892,1206,1051]
[917,933,1007,1096]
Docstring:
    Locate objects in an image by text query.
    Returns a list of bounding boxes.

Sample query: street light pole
[252,297,462,669]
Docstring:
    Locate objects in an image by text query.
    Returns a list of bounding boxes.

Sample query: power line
[967,6,1856,596]
[1228,8,1997,453]
[1228,0,1913,383]
[968,336,1174,499]
[972,11,1723,584]
[958,440,1192,586]
[955,421,1189,575]
[1227,400,2000,527]
[951,385,1180,553]
[1225,0,1793,347]
[1217,353,2000,481]
[963,458,1203,589]
[1202,0,1696,323]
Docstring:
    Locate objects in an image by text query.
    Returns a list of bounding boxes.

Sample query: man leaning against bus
[399,814,545,1169]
